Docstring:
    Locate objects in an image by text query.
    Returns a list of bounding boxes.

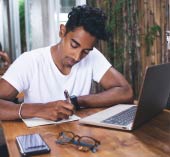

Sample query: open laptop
[79,63,170,130]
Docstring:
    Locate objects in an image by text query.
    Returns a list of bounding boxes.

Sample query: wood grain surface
[1,108,170,157]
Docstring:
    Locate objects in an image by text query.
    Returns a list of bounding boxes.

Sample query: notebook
[79,63,170,130]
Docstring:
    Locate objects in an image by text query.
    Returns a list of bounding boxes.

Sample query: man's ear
[59,24,66,37]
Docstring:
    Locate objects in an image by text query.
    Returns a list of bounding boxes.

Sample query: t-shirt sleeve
[2,53,33,93]
[91,48,112,83]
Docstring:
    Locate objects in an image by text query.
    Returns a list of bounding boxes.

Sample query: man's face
[58,25,96,68]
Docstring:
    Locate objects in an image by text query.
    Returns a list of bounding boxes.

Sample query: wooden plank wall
[139,0,166,70]
[87,0,169,98]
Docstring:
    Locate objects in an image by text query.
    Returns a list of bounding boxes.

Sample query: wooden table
[1,108,170,157]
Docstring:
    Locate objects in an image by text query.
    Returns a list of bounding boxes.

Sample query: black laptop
[79,63,170,130]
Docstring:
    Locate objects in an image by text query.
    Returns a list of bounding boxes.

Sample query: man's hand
[0,79,75,121]
[24,100,75,121]
[0,51,11,68]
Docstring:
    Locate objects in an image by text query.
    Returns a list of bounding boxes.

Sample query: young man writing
[0,5,133,121]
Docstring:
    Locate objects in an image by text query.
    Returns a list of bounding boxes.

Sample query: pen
[64,89,71,103]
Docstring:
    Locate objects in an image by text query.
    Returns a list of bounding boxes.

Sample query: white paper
[22,115,81,127]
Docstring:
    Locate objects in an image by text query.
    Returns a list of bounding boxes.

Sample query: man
[0,5,133,121]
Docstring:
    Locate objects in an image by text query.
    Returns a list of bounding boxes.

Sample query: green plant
[104,0,125,72]
[145,25,161,56]
[104,0,137,73]
[19,0,26,52]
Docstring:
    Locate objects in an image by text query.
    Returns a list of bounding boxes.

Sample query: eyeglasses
[56,131,100,153]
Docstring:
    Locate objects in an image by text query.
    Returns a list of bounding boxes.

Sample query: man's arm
[0,79,74,120]
[78,67,133,108]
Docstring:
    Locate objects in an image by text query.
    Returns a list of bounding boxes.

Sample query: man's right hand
[22,100,75,121]
[0,78,75,121]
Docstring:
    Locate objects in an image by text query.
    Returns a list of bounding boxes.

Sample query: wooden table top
[1,108,170,157]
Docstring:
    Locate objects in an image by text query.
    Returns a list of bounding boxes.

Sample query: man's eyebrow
[71,39,80,46]
[71,39,93,51]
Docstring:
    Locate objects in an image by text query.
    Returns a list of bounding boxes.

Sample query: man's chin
[67,62,78,67]
[65,64,74,68]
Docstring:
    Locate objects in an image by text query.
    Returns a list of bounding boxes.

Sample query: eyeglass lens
[56,131,100,153]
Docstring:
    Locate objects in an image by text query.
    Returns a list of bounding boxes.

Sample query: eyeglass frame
[56,131,101,153]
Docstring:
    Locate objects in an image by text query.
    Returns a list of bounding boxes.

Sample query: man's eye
[83,50,90,55]
[71,42,78,48]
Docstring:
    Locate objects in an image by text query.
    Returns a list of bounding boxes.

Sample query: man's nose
[72,51,81,61]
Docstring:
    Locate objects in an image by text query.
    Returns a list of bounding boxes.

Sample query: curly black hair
[65,5,107,40]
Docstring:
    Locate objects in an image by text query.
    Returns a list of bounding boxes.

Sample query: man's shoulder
[27,46,50,55]
[91,47,100,54]
[77,48,102,67]
[87,47,106,60]
[20,46,50,60]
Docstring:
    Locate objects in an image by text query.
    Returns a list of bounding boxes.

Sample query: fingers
[0,52,11,64]
[57,104,74,117]
[56,113,70,121]
[43,100,75,121]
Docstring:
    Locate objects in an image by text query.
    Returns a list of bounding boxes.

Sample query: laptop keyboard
[102,106,137,126]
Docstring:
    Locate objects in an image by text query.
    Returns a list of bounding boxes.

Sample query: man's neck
[50,44,71,75]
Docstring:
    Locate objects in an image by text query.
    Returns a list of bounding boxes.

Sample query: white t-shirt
[2,46,111,103]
